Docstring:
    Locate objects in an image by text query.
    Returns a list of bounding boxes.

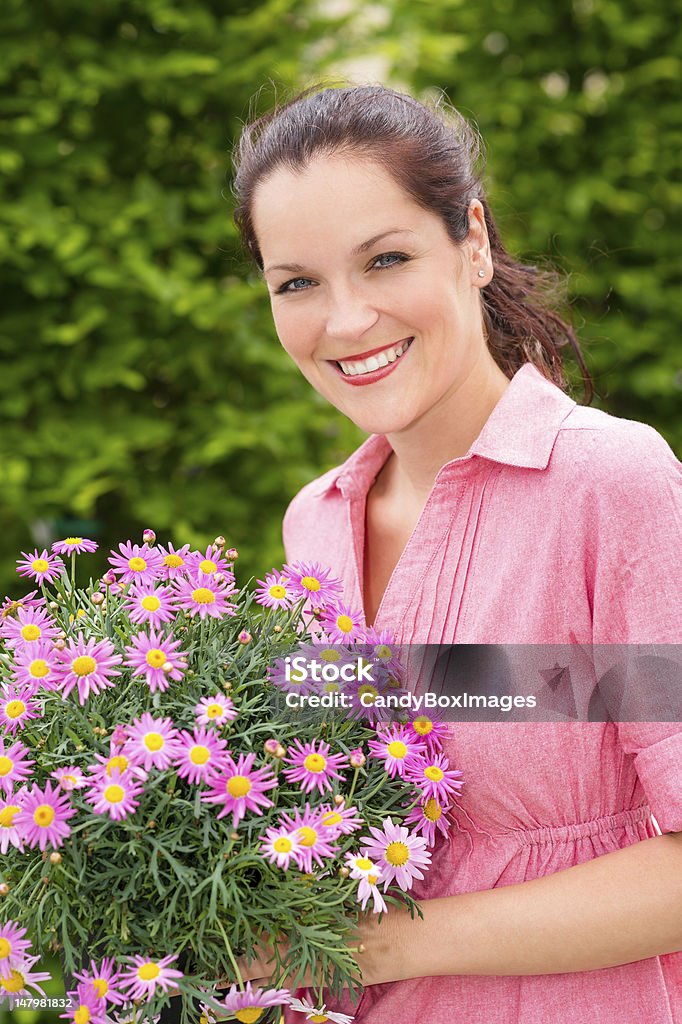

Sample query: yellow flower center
[72,655,97,677]
[21,624,41,641]
[128,557,147,572]
[300,575,320,592]
[206,703,223,718]
[424,798,443,821]
[355,857,373,871]
[367,874,379,885]
[321,811,342,827]
[74,1006,91,1024]
[145,648,167,668]
[309,1015,331,1023]
[303,753,326,773]
[297,826,318,847]
[235,1009,264,1023]
[163,554,184,568]
[199,559,217,574]
[31,559,49,573]
[65,537,83,545]
[103,784,125,804]
[107,755,128,775]
[144,732,164,752]
[141,595,161,612]
[319,648,341,662]
[61,774,78,787]
[34,804,55,827]
[1,968,26,993]
[268,584,286,599]
[92,978,108,998]
[322,682,340,694]
[189,745,210,765]
[137,962,160,981]
[29,659,50,678]
[424,765,444,782]
[357,685,378,703]
[0,805,19,827]
[0,756,13,776]
[0,938,11,958]
[376,644,393,660]
[273,837,293,853]
[191,587,215,605]
[385,841,410,866]
[387,740,407,759]
[227,775,251,798]
[5,700,26,719]
[336,615,353,633]
[412,717,433,736]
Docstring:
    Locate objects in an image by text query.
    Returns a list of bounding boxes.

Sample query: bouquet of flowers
[0,533,463,1024]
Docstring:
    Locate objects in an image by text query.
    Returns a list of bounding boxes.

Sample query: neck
[381,353,511,501]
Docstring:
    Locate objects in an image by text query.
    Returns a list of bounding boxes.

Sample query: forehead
[251,154,427,254]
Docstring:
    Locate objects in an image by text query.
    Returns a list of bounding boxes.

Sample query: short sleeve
[616,722,682,833]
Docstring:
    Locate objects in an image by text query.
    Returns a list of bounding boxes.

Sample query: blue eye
[274,251,410,294]
[373,251,409,268]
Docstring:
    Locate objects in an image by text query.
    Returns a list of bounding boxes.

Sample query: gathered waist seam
[512,804,652,847]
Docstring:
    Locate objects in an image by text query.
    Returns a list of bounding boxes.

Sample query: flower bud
[162,662,174,674]
[147,820,156,829]
[49,601,59,610]
[213,536,226,549]
[143,529,156,545]
[338,866,350,878]
[225,547,239,561]
[238,630,251,644]
[333,794,345,806]
[349,748,366,769]
[274,744,286,759]
[111,725,127,746]
[0,883,9,896]
[91,592,105,606]
[264,739,280,756]
[55,639,66,650]
[273,625,282,633]
[49,852,62,865]
[230,831,240,841]
[101,569,117,587]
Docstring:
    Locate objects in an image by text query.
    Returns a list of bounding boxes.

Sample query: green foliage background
[0,0,679,602]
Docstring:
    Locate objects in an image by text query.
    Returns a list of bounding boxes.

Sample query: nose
[325,285,380,344]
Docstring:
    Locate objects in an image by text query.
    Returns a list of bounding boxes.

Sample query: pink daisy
[124,583,178,629]
[0,737,34,795]
[317,801,363,839]
[186,544,233,581]
[405,797,452,846]
[157,542,192,580]
[108,541,164,586]
[0,590,43,618]
[85,769,143,821]
[403,752,464,804]
[61,982,108,1024]
[52,537,98,556]
[0,794,25,853]
[281,561,343,610]
[195,693,237,727]
[174,727,228,785]
[73,957,127,1006]
[119,953,183,1003]
[16,548,64,586]
[358,816,432,892]
[345,853,388,914]
[54,634,123,705]
[0,953,51,1009]
[254,571,294,609]
[51,765,88,791]
[201,752,277,826]
[123,713,181,772]
[88,741,148,784]
[319,602,365,644]
[282,738,347,796]
[267,655,317,697]
[220,981,290,1020]
[0,686,41,734]
[123,628,186,694]
[406,712,452,752]
[173,573,236,620]
[259,822,303,870]
[288,997,353,1023]
[367,724,427,779]
[0,605,61,649]
[344,673,392,725]
[15,780,76,851]
[12,640,61,693]
[280,805,339,872]
[0,920,32,980]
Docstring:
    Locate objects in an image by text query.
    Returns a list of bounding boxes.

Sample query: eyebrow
[262,228,416,276]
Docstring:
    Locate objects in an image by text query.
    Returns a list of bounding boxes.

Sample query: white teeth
[338,339,412,376]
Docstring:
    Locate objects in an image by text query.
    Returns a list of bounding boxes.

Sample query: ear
[466,199,491,280]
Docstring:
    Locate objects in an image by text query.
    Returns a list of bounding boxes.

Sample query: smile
[333,338,414,383]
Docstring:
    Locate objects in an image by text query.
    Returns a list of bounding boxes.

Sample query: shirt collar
[313,363,577,500]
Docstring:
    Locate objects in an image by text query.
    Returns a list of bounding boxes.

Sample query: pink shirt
[282,364,682,1023]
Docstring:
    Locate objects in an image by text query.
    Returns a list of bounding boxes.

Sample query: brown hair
[232,82,592,400]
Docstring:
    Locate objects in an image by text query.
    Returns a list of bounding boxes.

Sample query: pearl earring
[477,270,486,278]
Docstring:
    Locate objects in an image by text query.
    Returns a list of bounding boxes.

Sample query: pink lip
[331,338,414,387]
[332,337,413,363]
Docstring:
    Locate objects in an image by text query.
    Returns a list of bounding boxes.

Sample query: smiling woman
[230,83,682,1024]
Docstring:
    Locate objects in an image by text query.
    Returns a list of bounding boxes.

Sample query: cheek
[272,304,316,363]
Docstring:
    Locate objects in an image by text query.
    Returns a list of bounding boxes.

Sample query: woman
[231,83,682,1023]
